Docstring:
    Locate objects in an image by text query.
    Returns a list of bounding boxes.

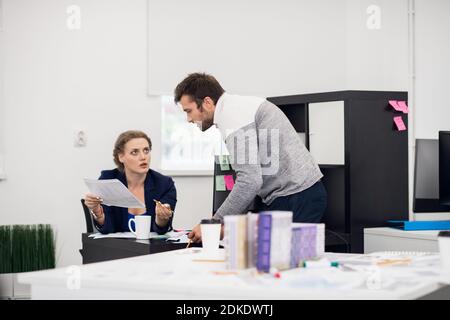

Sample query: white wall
[0,3,5,178]
[147,0,348,96]
[0,0,449,267]
[345,0,409,91]
[0,0,211,267]
[414,0,450,139]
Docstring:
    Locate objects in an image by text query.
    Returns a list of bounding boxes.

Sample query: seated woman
[84,130,176,234]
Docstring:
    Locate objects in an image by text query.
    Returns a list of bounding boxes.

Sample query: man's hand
[220,224,224,240]
[188,222,225,243]
[188,224,202,243]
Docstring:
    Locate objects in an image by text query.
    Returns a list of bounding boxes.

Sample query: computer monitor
[439,131,450,205]
[413,139,450,212]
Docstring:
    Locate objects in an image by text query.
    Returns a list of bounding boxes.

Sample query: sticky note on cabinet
[393,116,407,131]
[215,175,226,191]
[224,175,235,191]
[219,155,230,171]
[388,100,403,112]
[397,101,409,114]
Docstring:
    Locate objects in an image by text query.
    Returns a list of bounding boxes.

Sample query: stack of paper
[84,178,145,208]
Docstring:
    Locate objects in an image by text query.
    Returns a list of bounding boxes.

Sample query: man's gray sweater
[213,93,323,221]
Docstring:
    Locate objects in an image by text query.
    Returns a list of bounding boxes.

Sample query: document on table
[84,178,145,209]
[88,232,169,240]
[88,232,136,239]
[165,231,225,247]
[166,231,190,243]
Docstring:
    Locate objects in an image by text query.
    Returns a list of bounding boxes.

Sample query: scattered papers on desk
[88,232,136,239]
[89,232,168,240]
[84,178,145,208]
[166,231,190,244]
[336,251,441,268]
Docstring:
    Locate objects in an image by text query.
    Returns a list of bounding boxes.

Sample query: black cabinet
[268,91,409,253]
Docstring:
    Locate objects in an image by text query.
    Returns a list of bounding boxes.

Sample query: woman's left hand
[155,202,173,226]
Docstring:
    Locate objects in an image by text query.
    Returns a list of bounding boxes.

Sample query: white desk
[18,248,449,300]
[364,227,440,253]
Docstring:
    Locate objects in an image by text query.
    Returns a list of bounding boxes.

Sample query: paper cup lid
[201,218,221,224]
[438,231,450,237]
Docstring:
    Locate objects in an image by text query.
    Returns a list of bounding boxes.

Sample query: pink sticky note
[393,116,407,131]
[397,101,409,114]
[224,175,235,191]
[389,100,403,112]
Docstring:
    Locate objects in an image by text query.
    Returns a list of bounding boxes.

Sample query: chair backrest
[81,199,95,233]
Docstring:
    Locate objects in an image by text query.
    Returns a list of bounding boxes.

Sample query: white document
[89,232,136,239]
[84,178,145,209]
[89,232,168,240]
[166,233,190,244]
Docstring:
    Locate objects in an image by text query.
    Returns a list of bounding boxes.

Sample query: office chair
[81,199,95,233]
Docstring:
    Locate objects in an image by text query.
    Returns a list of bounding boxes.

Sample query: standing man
[175,73,326,243]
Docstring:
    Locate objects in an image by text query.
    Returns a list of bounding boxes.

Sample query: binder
[256,213,272,272]
[387,220,450,231]
[291,224,316,268]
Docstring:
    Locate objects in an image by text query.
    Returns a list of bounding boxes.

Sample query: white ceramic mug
[438,231,450,273]
[128,215,151,240]
[200,219,221,254]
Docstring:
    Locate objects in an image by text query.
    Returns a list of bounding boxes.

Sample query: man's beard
[195,118,214,132]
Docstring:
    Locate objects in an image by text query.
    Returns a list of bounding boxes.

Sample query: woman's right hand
[84,193,105,225]
[84,193,103,211]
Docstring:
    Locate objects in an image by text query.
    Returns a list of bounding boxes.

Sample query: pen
[153,199,173,213]
[186,239,192,248]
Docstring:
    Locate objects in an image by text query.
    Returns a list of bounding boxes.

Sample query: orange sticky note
[397,101,409,114]
[389,100,403,112]
[224,175,235,191]
[393,116,407,131]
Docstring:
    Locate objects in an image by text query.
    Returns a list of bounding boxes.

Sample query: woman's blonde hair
[113,130,152,172]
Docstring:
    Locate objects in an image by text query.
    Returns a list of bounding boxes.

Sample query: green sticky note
[215,175,226,191]
[219,155,230,171]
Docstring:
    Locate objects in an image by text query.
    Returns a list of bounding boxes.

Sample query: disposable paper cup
[438,231,450,273]
[200,219,221,254]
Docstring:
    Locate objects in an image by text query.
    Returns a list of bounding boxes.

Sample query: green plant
[0,224,55,273]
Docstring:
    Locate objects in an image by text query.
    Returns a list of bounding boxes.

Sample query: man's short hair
[174,72,225,107]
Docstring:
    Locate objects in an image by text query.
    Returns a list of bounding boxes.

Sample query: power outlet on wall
[74,130,87,147]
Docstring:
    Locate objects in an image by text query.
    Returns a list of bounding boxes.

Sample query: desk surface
[80,233,195,264]
[19,249,449,300]
[364,227,440,240]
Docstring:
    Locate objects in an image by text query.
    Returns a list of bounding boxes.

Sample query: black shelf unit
[268,90,409,253]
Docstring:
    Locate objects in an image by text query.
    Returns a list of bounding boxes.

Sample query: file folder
[387,220,450,231]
